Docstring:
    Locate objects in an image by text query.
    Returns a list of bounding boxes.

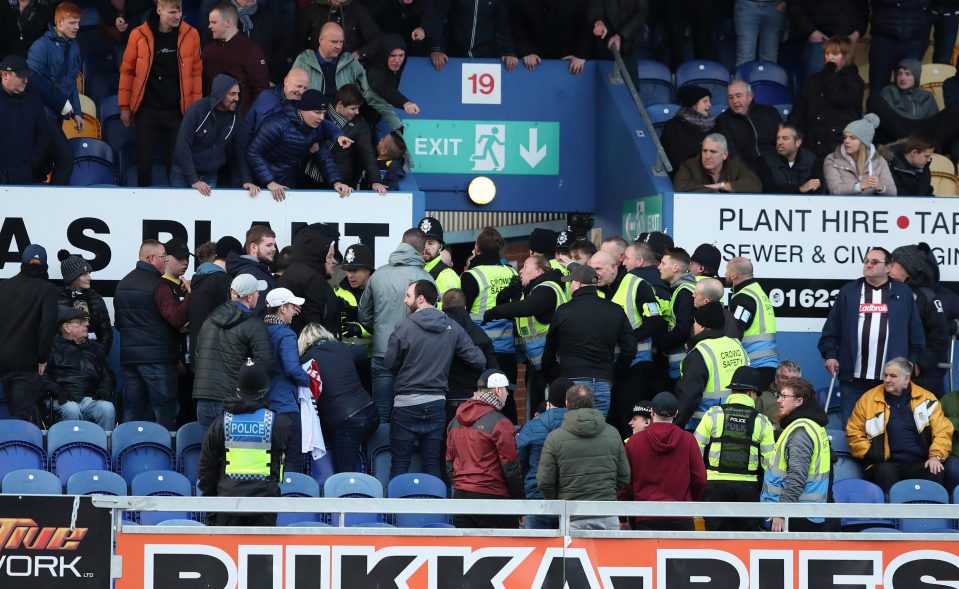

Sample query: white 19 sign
[461,63,502,105]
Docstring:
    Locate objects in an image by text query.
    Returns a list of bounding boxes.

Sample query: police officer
[694,366,775,531]
[529,227,568,279]
[417,217,460,299]
[197,360,291,526]
[483,254,567,420]
[334,244,374,342]
[462,226,520,421]
[659,247,697,386]
[676,301,750,431]
[726,257,780,391]
[627,402,652,440]
[690,243,722,279]
[552,229,576,270]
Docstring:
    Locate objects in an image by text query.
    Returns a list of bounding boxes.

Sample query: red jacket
[201,32,270,116]
[621,421,706,519]
[446,399,524,498]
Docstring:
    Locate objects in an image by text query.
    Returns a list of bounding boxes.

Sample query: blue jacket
[27,26,82,118]
[265,322,310,414]
[818,278,925,381]
[246,103,342,186]
[173,74,253,186]
[516,407,566,498]
[244,86,343,146]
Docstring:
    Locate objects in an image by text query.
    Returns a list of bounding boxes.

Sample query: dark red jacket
[446,399,524,498]
[621,421,706,520]
[201,32,270,116]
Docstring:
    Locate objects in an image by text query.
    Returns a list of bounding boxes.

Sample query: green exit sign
[404,119,560,175]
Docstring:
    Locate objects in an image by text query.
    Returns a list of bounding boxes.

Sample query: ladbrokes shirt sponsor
[855,281,891,380]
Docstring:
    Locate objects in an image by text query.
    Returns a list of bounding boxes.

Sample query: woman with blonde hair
[824,113,897,195]
[298,322,379,473]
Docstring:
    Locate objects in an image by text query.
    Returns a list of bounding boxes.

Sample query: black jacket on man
[115,261,178,365]
[0,263,58,371]
[882,142,933,196]
[714,103,782,173]
[542,285,637,382]
[226,252,277,316]
[758,147,824,194]
[484,268,564,325]
[675,328,726,428]
[444,305,499,401]
[328,107,380,187]
[187,267,233,366]
[192,301,273,403]
[0,85,49,184]
[603,265,667,347]
[59,286,113,353]
[46,334,115,403]
[277,223,341,336]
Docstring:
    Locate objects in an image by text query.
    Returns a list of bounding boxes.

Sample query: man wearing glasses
[819,247,925,426]
[115,239,181,429]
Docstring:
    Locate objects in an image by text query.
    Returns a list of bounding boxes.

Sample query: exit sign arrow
[520,128,547,168]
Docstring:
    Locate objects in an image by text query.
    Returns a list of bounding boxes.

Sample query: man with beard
[417,217,460,300]
[227,225,277,316]
[172,74,259,196]
[483,255,566,420]
[334,243,374,355]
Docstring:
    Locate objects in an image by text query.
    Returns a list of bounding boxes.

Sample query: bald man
[245,67,310,135]
[291,22,401,130]
[694,277,742,342]
[726,257,779,390]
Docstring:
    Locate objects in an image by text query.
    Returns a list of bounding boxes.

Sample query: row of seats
[832,477,958,533]
[637,59,793,108]
[0,467,451,528]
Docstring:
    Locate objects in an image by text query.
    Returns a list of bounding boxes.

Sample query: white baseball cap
[479,369,510,389]
[231,274,268,297]
[266,287,305,307]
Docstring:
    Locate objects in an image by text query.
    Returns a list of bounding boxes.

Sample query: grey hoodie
[358,242,434,357]
[384,306,485,403]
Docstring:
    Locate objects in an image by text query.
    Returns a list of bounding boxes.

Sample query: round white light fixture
[468,176,496,205]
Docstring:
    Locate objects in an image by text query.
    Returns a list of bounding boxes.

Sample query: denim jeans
[801,41,825,87]
[169,165,218,189]
[389,400,445,480]
[571,378,612,417]
[734,0,785,65]
[371,356,395,423]
[326,403,379,473]
[522,514,559,529]
[58,397,116,431]
[196,400,224,436]
[122,363,178,429]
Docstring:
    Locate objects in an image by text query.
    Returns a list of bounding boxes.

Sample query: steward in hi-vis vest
[726,257,779,390]
[197,360,290,526]
[418,216,461,302]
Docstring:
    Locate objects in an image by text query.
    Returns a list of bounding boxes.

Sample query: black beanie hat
[678,85,711,109]
[529,228,557,256]
[695,300,726,330]
[691,243,721,273]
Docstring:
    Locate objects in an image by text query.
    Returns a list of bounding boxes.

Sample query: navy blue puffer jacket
[246,103,343,186]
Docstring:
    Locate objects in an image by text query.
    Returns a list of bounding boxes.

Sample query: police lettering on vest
[224,408,276,479]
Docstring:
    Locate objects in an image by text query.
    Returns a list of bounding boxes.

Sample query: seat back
[70,137,114,165]
[277,472,323,526]
[48,421,111,484]
[921,64,957,109]
[131,470,192,525]
[930,154,957,176]
[645,103,680,138]
[825,429,851,455]
[636,59,675,105]
[676,60,731,104]
[832,478,894,530]
[736,61,790,88]
[2,469,62,494]
[175,422,204,485]
[0,420,46,481]
[62,113,102,140]
[889,478,951,532]
[774,104,792,120]
[85,71,120,108]
[750,83,792,106]
[66,469,128,496]
[157,519,205,526]
[112,421,175,484]
[79,94,97,119]
[388,473,449,527]
[324,472,384,526]
[932,173,959,197]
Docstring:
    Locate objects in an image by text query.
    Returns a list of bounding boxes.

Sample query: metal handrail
[610,48,673,175]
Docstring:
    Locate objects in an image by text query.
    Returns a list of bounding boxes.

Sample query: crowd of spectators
[1,221,956,530]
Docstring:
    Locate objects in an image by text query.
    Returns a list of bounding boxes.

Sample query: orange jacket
[118,19,202,114]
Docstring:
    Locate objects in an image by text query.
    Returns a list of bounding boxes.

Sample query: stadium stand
[47,420,111,485]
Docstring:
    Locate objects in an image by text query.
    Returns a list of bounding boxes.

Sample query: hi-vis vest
[549,259,571,298]
[733,282,780,369]
[224,408,276,480]
[333,286,372,351]
[761,417,831,522]
[665,274,697,379]
[467,264,519,353]
[515,281,568,370]
[682,336,748,429]
[695,393,774,482]
[425,257,461,299]
[611,274,657,365]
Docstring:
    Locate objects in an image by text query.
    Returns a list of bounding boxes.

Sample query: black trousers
[451,490,519,529]
[702,479,762,531]
[868,460,945,495]
[37,118,74,185]
[610,362,652,437]
[632,518,696,531]
[2,371,46,424]
[134,106,181,186]
[496,353,518,423]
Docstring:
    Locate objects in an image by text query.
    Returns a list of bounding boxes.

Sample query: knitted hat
[529,228,557,256]
[22,244,46,265]
[844,113,880,146]
[547,377,574,408]
[298,89,328,111]
[215,236,243,260]
[896,58,922,85]
[691,243,721,274]
[891,245,924,279]
[694,300,726,330]
[58,249,92,284]
[678,85,711,108]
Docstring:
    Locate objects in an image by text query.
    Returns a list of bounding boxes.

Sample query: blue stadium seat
[646,104,680,137]
[85,71,120,108]
[388,473,450,528]
[832,478,895,531]
[76,28,115,59]
[889,479,951,533]
[861,527,903,533]
[709,103,727,117]
[751,84,793,106]
[421,522,455,529]
[69,137,116,185]
[79,5,100,28]
[675,60,731,105]
[175,422,204,486]
[349,522,395,528]
[2,469,62,494]
[365,423,421,491]
[324,472,384,526]
[131,470,192,525]
[82,48,118,79]
[286,521,332,527]
[277,472,323,526]
[310,452,336,489]
[826,428,864,481]
[112,421,175,484]
[775,104,792,121]
[0,420,46,481]
[736,61,790,88]
[157,519,205,526]
[101,96,134,157]
[48,420,111,485]
[636,59,675,105]
[66,469,127,496]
